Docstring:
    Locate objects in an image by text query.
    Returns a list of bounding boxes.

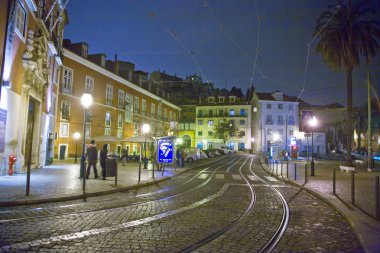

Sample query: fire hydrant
[8,153,17,176]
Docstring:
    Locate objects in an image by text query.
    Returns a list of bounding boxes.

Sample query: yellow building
[55,40,181,159]
[0,0,67,174]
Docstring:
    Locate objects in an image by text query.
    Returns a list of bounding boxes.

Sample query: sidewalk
[261,157,380,253]
[0,159,205,206]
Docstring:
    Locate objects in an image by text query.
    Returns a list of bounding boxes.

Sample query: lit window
[208,120,213,126]
[105,112,111,127]
[118,114,123,128]
[59,123,69,137]
[105,128,111,135]
[240,109,246,116]
[15,1,26,38]
[198,120,203,125]
[85,126,91,137]
[117,129,123,139]
[229,109,235,116]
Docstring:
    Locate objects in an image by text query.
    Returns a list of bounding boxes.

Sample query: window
[151,103,156,116]
[266,103,272,109]
[158,104,162,119]
[208,97,215,103]
[240,119,245,125]
[208,120,213,126]
[62,68,73,94]
[86,108,92,123]
[240,109,246,116]
[118,90,125,109]
[106,84,113,105]
[288,116,295,125]
[118,114,123,128]
[59,123,69,137]
[219,97,225,103]
[105,112,111,127]
[208,131,213,137]
[15,0,26,38]
[173,112,176,122]
[289,130,294,136]
[218,109,223,116]
[164,109,167,120]
[134,96,139,113]
[277,115,284,125]
[289,104,294,110]
[278,104,283,110]
[198,131,203,136]
[266,115,273,125]
[198,109,203,117]
[105,128,111,135]
[169,111,173,121]
[85,126,91,138]
[229,109,235,116]
[198,120,203,125]
[85,76,94,94]
[82,46,87,58]
[117,129,123,139]
[61,100,70,120]
[209,109,213,116]
[317,135,323,142]
[142,99,146,115]
[267,129,272,135]
[229,96,236,102]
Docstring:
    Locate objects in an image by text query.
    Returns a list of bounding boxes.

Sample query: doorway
[59,145,67,160]
[25,97,37,166]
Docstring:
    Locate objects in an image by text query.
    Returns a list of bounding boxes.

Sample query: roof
[255,92,302,102]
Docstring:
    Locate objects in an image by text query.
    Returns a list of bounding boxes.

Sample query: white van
[211,143,233,155]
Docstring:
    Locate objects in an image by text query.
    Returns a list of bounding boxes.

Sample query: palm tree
[314,0,380,165]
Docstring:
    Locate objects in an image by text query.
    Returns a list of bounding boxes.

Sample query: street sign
[158,139,174,163]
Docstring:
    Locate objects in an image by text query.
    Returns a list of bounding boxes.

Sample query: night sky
[64,0,380,106]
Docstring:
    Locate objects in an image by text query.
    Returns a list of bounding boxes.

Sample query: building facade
[56,41,181,159]
[0,0,67,175]
[253,91,300,155]
[195,95,253,151]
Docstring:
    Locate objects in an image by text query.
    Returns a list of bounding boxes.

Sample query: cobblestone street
[0,155,363,252]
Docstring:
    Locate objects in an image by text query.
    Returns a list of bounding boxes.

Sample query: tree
[211,120,245,144]
[314,0,380,165]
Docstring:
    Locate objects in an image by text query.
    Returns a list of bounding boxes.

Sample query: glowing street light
[273,133,280,142]
[308,116,318,176]
[73,132,80,163]
[80,93,93,193]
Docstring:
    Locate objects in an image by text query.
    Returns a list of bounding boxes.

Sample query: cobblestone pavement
[0,155,363,252]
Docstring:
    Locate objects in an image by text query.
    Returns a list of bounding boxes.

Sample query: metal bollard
[376,176,379,220]
[333,168,336,195]
[286,160,289,178]
[305,164,307,183]
[276,162,279,177]
[351,172,355,205]
[294,163,297,181]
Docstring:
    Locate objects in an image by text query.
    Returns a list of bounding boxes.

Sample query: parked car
[212,143,234,155]
[208,148,221,156]
[185,149,208,163]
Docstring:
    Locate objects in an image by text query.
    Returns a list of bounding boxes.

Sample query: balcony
[266,120,273,125]
[277,120,284,125]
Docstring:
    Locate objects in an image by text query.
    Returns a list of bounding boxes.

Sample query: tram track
[0,156,242,223]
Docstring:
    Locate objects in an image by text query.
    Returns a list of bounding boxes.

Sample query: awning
[122,136,155,143]
[93,135,119,142]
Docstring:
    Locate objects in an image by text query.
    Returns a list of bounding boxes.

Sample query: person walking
[86,140,99,179]
[100,144,108,180]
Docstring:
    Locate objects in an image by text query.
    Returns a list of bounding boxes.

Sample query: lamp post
[142,123,150,169]
[73,132,80,163]
[309,116,318,176]
[80,93,93,194]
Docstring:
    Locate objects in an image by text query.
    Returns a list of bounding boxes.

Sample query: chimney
[114,54,119,75]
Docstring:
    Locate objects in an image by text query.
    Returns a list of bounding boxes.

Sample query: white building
[296,131,327,156]
[195,95,253,151]
[252,91,300,154]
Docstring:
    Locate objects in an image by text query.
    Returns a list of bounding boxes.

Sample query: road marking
[198,174,208,179]
[215,174,224,180]
[248,175,261,181]
[264,176,278,182]
[232,175,242,180]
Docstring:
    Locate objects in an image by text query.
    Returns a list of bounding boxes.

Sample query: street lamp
[80,93,93,193]
[73,132,80,163]
[309,116,318,176]
[142,123,150,169]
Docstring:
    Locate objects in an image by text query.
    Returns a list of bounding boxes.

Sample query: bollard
[286,160,289,178]
[276,162,279,177]
[281,161,283,178]
[294,163,297,181]
[26,161,31,196]
[333,168,336,195]
[376,176,379,220]
[351,172,355,205]
[305,164,307,183]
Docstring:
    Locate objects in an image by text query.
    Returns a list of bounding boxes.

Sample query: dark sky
[64,0,380,106]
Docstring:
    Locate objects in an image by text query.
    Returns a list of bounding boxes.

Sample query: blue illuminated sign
[158,139,174,163]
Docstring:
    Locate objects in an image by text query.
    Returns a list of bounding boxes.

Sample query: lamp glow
[81,93,93,109]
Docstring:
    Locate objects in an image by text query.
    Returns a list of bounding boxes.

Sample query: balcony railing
[266,120,273,125]
[197,113,247,118]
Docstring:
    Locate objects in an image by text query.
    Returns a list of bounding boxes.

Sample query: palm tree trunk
[346,69,353,166]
